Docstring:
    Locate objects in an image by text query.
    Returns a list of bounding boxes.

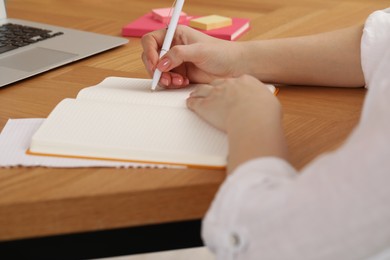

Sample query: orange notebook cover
[122,13,250,41]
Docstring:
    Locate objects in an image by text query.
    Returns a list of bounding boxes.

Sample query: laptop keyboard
[0,23,64,54]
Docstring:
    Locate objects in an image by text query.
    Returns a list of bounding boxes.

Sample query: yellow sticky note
[189,15,232,30]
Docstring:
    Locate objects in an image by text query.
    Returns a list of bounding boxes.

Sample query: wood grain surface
[0,0,388,241]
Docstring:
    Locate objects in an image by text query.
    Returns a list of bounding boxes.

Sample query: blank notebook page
[30,98,228,167]
[77,77,196,108]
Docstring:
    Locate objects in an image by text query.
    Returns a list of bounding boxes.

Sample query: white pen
[151,0,185,91]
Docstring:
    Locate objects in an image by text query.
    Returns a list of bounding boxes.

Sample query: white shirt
[202,8,390,260]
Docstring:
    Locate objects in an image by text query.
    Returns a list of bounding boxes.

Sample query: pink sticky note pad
[152,7,187,24]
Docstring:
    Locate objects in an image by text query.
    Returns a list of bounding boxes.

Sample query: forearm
[226,103,288,174]
[240,25,365,87]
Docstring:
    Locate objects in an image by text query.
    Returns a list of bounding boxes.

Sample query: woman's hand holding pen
[141,25,244,88]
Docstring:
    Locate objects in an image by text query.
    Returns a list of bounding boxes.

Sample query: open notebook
[27,77,276,169]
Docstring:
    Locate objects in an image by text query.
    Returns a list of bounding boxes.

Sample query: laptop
[0,0,128,87]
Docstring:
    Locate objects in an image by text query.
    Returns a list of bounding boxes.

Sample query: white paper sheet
[0,118,180,168]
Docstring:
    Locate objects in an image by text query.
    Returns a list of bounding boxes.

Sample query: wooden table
[1,0,388,258]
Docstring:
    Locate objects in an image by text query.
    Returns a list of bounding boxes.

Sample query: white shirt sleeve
[202,8,390,260]
[361,8,390,89]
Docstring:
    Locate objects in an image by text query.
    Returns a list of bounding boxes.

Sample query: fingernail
[158,58,170,70]
[186,98,193,109]
[173,77,183,86]
[161,77,169,86]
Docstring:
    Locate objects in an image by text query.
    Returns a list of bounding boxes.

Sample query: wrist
[229,42,254,77]
[240,41,280,82]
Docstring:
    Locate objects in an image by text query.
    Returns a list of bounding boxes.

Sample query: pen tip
[151,83,158,92]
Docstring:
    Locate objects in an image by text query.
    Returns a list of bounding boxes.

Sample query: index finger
[189,84,214,98]
[141,29,167,70]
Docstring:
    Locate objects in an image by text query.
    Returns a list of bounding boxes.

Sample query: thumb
[156,44,202,72]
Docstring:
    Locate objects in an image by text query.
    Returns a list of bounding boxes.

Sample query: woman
[141,8,390,259]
